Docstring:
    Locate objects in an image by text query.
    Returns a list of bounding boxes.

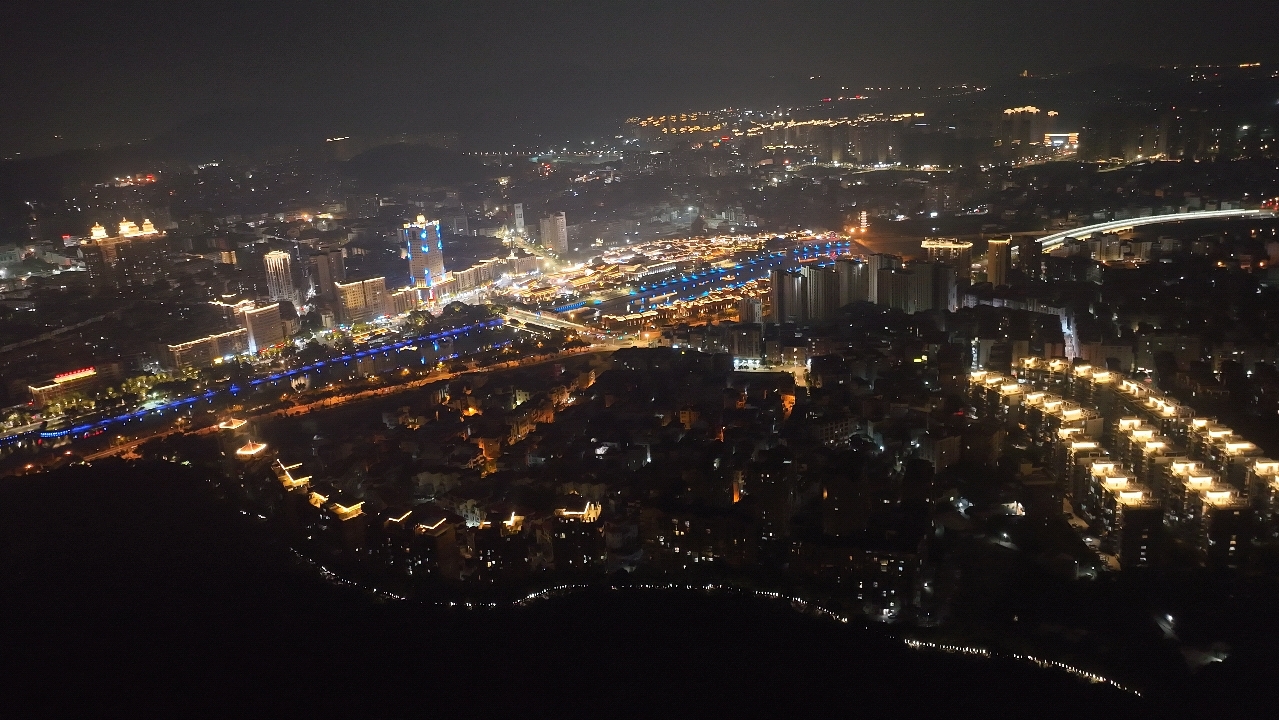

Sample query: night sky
[4,0,1279,156]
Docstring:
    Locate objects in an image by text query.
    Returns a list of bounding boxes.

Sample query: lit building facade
[264,250,296,304]
[79,219,164,289]
[243,303,284,353]
[164,328,250,370]
[336,277,390,325]
[539,212,568,255]
[402,216,446,292]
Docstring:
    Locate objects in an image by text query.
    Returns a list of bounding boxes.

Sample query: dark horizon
[4,0,1279,157]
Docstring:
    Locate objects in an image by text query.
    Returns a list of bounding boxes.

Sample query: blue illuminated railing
[37,318,504,441]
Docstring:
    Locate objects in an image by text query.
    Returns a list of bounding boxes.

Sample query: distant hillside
[341,142,492,187]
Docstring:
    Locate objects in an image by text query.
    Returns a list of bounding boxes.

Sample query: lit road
[82,345,611,462]
[1037,209,1276,250]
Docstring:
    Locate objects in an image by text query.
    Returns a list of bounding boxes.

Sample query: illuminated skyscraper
[921,238,973,279]
[402,215,446,292]
[987,237,1011,287]
[539,212,568,255]
[513,203,526,234]
[264,251,296,303]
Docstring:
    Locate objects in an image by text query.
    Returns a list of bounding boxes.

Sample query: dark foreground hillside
[0,463,1227,718]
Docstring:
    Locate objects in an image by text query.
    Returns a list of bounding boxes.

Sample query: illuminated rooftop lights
[982,374,1005,386]
[1091,371,1113,383]
[1118,417,1143,430]
[415,518,448,534]
[331,502,364,521]
[1170,461,1205,476]
[1091,462,1119,476]
[555,501,601,523]
[1130,428,1156,440]
[1021,357,1042,369]
[921,238,973,250]
[235,440,267,458]
[1071,441,1099,450]
[1024,391,1045,405]
[1186,473,1217,486]
[1207,427,1233,439]
[1203,489,1243,507]
[999,383,1022,395]
[1117,489,1149,503]
[1059,406,1083,421]
[969,370,988,382]
[217,418,247,431]
[1047,359,1070,373]
[1103,475,1131,488]
[1224,440,1258,455]
[1073,364,1093,377]
[1058,427,1083,438]
[1252,460,1279,476]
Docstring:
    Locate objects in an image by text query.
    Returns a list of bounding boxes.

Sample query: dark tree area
[0,463,1158,718]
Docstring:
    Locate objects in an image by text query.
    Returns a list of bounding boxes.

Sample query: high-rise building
[769,268,803,324]
[539,212,568,255]
[513,203,526,234]
[391,287,422,315]
[308,248,346,301]
[835,257,870,305]
[336,277,390,325]
[931,262,959,313]
[866,253,901,304]
[264,250,296,304]
[79,219,164,290]
[987,237,1011,287]
[877,264,934,314]
[921,238,973,279]
[243,303,284,354]
[737,297,763,324]
[402,216,447,292]
[801,265,840,323]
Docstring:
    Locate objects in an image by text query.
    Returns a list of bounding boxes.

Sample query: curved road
[1037,209,1276,250]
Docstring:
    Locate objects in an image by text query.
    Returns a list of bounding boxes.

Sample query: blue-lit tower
[402,215,447,293]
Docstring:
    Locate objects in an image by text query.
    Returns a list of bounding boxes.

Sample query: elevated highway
[1036,209,1276,250]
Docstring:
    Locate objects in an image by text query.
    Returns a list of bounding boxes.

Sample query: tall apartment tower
[866,253,902,305]
[769,268,804,324]
[402,216,447,291]
[513,203,526,234]
[539,212,568,255]
[309,248,346,301]
[987,237,1012,287]
[801,265,840,323]
[263,251,296,304]
[921,238,973,279]
[835,256,870,305]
